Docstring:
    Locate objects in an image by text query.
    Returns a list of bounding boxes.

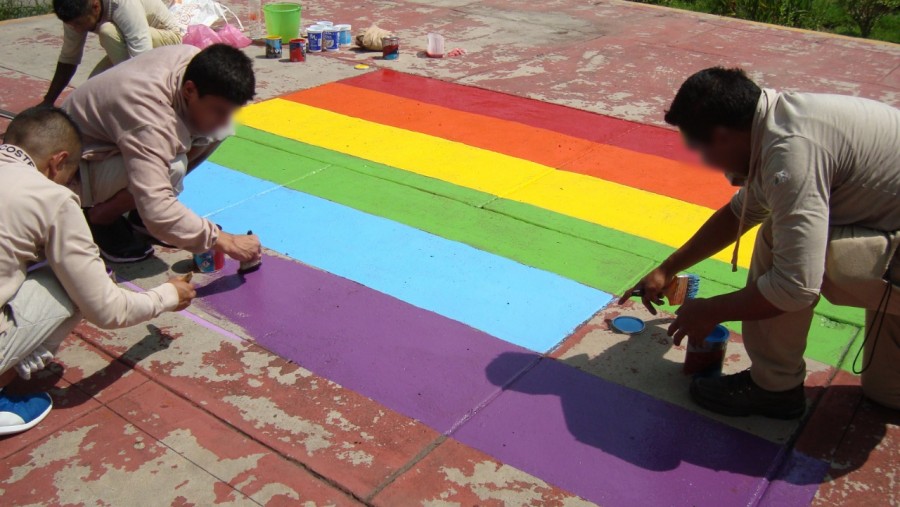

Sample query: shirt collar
[0,144,37,167]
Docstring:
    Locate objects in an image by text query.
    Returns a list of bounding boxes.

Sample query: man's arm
[620,204,747,313]
[44,24,87,105]
[42,63,78,106]
[46,196,187,328]
[111,0,154,60]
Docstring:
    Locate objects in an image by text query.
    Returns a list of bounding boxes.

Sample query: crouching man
[623,68,900,418]
[0,107,195,436]
[62,44,261,264]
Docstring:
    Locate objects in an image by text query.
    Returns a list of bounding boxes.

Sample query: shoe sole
[99,245,154,264]
[0,400,52,436]
[689,382,805,420]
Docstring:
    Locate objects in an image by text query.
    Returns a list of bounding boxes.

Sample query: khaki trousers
[0,269,81,379]
[90,22,183,77]
[744,221,900,409]
[79,153,189,208]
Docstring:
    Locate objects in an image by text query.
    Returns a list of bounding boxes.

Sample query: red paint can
[290,38,306,62]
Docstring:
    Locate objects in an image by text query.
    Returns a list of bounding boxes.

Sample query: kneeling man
[0,107,195,435]
[62,44,261,264]
[624,68,899,418]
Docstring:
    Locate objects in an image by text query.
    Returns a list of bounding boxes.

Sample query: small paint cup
[315,20,333,27]
[289,38,306,62]
[335,23,352,46]
[306,25,323,52]
[193,250,225,273]
[426,32,444,58]
[323,26,339,51]
[264,35,282,58]
[381,36,399,60]
[683,325,730,377]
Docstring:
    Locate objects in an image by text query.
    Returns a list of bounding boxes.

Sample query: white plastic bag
[169,0,243,34]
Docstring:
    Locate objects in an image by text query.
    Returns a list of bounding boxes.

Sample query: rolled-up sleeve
[755,138,834,312]
[58,24,87,65]
[119,125,218,253]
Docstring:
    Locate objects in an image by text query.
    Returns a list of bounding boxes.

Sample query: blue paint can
[335,24,352,46]
[306,25,324,52]
[323,27,339,51]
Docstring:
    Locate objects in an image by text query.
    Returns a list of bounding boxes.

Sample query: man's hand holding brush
[168,273,197,312]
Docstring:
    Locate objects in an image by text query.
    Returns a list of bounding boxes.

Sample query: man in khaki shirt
[623,67,900,418]
[62,44,261,264]
[42,0,181,106]
[0,107,195,436]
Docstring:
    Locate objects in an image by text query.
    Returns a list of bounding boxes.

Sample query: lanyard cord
[851,280,893,374]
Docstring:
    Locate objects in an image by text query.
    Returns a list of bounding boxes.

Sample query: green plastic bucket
[263,3,302,43]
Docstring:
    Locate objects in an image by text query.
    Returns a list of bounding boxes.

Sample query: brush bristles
[683,274,700,300]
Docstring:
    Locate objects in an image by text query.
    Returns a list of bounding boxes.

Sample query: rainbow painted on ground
[180,70,864,506]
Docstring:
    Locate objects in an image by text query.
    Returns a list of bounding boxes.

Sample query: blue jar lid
[611,316,645,335]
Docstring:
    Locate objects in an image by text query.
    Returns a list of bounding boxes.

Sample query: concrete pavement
[0,1,898,505]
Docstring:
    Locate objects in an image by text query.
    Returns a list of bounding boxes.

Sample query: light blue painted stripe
[181,162,613,352]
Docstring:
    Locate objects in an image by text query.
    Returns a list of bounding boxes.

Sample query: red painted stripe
[339,70,700,165]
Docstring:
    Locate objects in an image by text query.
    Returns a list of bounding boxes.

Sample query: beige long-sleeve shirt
[731,89,900,312]
[62,44,219,253]
[59,0,178,66]
[0,145,179,334]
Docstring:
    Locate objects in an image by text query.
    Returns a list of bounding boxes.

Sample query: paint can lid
[705,324,730,343]
[335,24,351,30]
[611,316,645,335]
[307,25,324,32]
[324,26,338,32]
[316,20,334,26]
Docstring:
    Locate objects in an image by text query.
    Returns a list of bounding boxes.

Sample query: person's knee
[96,23,128,64]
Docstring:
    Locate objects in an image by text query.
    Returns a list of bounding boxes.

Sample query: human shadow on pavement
[484,350,825,485]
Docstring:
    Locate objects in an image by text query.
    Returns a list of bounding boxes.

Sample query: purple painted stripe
[194,255,538,432]
[118,278,246,344]
[755,451,830,506]
[452,355,825,507]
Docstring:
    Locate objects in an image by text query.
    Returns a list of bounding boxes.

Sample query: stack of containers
[305,20,352,53]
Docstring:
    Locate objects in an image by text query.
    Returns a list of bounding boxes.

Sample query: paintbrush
[631,273,700,306]
[237,230,261,274]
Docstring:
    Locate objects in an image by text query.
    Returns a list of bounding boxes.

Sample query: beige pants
[0,269,81,378]
[79,153,189,208]
[745,221,900,409]
[90,22,183,77]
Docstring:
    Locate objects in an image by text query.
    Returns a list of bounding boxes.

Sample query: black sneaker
[87,215,154,263]
[689,370,806,419]
[127,210,175,248]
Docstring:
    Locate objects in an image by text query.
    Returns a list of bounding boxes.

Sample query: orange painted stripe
[282,83,736,210]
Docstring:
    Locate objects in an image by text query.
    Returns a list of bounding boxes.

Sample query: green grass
[631,0,900,43]
[0,0,51,21]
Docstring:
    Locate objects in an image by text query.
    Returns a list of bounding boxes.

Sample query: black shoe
[127,210,175,248]
[689,370,806,419]
[87,215,154,263]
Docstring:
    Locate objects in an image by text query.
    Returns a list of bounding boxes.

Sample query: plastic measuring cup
[263,2,302,43]
[683,324,730,377]
[426,33,445,58]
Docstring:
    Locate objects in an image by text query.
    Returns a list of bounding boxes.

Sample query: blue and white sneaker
[0,391,52,436]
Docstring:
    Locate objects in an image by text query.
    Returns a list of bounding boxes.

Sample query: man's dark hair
[664,67,761,144]
[4,106,83,159]
[53,0,93,22]
[183,44,256,105]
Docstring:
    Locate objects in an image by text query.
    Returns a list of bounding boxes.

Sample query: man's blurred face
[181,81,240,135]
[66,0,102,33]
[684,127,751,184]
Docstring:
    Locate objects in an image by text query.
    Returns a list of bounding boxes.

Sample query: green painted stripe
[209,126,864,368]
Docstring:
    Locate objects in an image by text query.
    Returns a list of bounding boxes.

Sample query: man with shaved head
[0,106,195,436]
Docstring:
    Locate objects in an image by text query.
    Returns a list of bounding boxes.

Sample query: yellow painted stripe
[238,99,755,267]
